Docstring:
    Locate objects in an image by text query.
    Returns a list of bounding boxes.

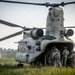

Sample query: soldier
[69,50,75,68]
[44,51,50,66]
[62,46,69,67]
[52,47,61,67]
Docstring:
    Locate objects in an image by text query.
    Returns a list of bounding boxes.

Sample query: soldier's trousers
[53,60,62,67]
[62,57,67,67]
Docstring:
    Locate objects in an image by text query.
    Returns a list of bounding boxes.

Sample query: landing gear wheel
[18,63,24,67]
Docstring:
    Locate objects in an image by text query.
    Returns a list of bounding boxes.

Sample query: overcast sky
[0,0,75,49]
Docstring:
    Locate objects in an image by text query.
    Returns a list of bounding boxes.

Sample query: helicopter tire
[18,63,24,67]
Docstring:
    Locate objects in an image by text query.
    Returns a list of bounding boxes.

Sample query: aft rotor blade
[63,1,75,6]
[0,0,49,7]
[0,19,23,29]
[0,0,75,7]
[0,30,23,41]
[64,26,75,28]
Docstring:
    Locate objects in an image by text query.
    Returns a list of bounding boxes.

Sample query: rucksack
[53,52,60,60]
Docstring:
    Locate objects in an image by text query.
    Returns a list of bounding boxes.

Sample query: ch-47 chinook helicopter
[0,0,75,67]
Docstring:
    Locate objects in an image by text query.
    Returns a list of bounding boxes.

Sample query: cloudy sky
[0,0,75,49]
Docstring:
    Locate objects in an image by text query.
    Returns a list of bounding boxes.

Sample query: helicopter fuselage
[15,7,74,65]
[15,35,74,64]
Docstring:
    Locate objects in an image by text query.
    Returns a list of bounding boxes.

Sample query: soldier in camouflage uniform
[52,47,61,67]
[62,46,69,67]
[69,50,75,68]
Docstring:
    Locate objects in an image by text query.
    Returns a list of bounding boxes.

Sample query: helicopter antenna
[0,0,75,7]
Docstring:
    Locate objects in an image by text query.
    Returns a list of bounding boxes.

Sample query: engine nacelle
[65,29,74,37]
[31,29,44,39]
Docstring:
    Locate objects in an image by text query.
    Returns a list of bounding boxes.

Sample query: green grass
[0,58,75,75]
[0,58,18,65]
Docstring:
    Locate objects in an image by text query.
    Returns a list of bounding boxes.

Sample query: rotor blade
[0,30,23,41]
[0,0,50,7]
[40,28,46,29]
[50,1,75,7]
[31,27,46,29]
[64,26,75,28]
[0,19,23,29]
[0,0,75,7]
[63,1,75,6]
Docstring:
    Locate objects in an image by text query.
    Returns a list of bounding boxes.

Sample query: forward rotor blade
[64,26,75,28]
[0,30,23,41]
[40,28,46,29]
[0,19,23,29]
[32,27,46,29]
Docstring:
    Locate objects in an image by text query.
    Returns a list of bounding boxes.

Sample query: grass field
[0,58,75,75]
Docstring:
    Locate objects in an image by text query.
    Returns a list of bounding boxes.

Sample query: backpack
[53,52,60,60]
[63,50,69,55]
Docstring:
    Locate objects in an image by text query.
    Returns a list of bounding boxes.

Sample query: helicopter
[0,0,75,67]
